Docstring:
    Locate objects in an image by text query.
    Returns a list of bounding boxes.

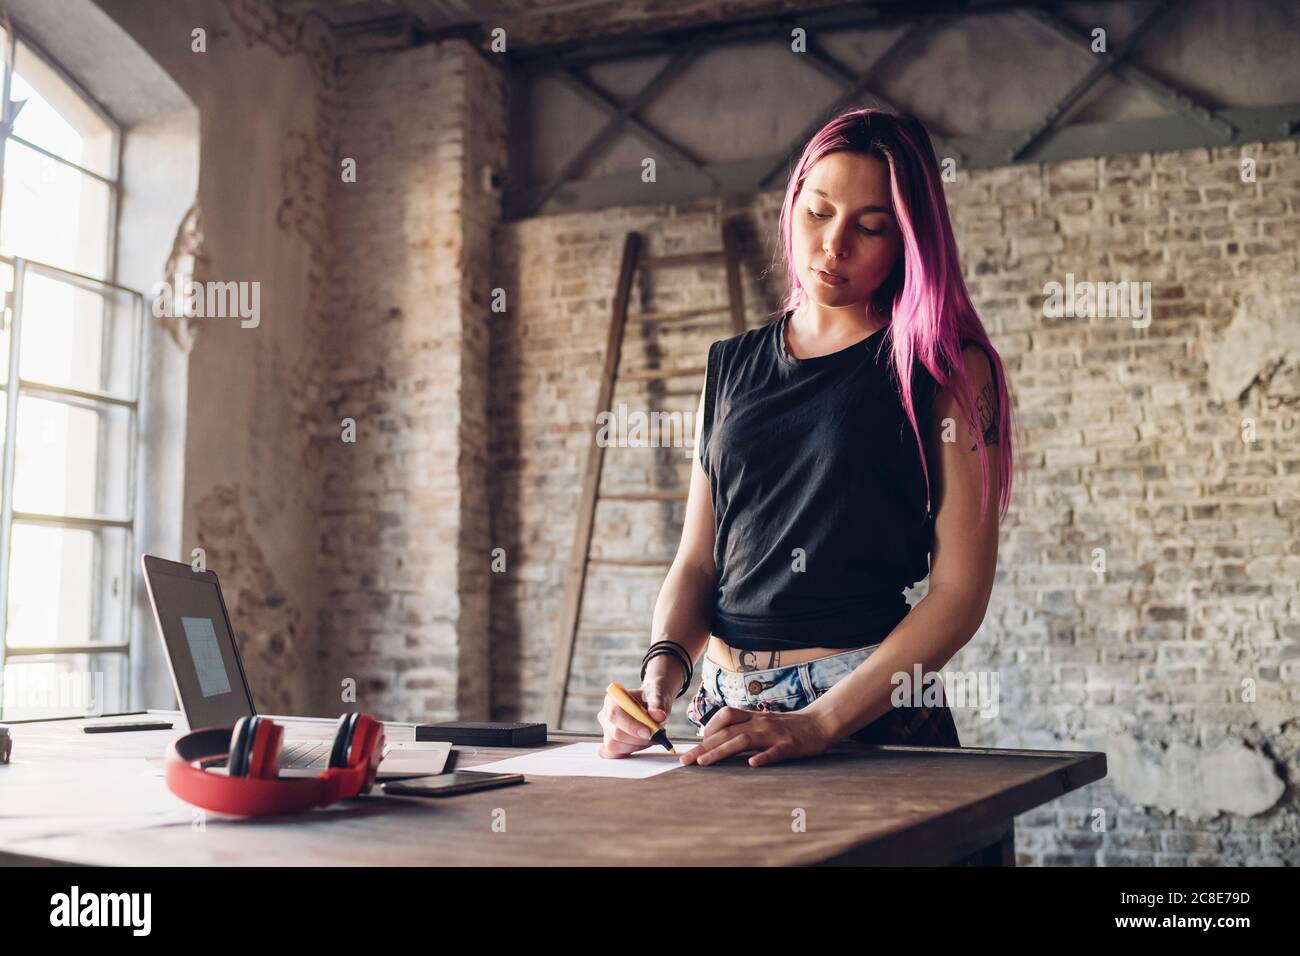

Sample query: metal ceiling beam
[1007,0,1179,161]
[1020,4,1235,142]
[754,18,956,188]
[797,31,968,168]
[505,0,1098,70]
[515,100,1300,220]
[524,43,707,217]
[547,66,721,188]
[502,0,1287,219]
[755,19,938,190]
[272,0,427,29]
[520,11,972,211]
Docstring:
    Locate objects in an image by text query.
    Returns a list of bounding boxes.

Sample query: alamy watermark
[49,885,151,935]
[150,274,261,328]
[0,670,105,717]
[891,664,1000,720]
[1043,272,1151,328]
[595,402,696,459]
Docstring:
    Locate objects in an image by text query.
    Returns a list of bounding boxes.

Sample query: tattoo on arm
[969,380,999,452]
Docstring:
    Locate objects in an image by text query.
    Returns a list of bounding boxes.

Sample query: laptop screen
[142,556,256,729]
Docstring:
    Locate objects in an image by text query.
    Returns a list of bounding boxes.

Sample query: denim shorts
[684,643,961,748]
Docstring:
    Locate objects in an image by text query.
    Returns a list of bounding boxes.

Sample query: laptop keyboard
[279,740,330,769]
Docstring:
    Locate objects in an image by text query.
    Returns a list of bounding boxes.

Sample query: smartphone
[381,771,524,797]
[83,721,174,733]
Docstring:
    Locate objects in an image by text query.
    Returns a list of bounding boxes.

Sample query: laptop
[140,554,442,778]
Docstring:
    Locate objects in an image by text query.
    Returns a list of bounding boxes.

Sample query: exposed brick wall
[194,484,308,714]
[122,0,506,725]
[316,39,504,722]
[489,142,1300,865]
[456,43,508,720]
[948,143,1299,865]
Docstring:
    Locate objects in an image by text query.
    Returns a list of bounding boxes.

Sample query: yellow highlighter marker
[607,682,677,754]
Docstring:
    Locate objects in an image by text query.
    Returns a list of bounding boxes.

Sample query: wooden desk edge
[809,750,1109,866]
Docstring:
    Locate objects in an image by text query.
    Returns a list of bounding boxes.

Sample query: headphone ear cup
[228,716,257,778]
[351,715,384,787]
[247,720,284,779]
[329,712,359,769]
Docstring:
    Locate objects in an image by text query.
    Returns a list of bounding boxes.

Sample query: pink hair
[773,108,1014,527]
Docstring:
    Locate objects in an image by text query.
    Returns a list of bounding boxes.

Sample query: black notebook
[415,722,547,747]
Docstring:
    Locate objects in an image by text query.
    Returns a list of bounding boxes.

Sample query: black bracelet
[641,642,693,698]
[644,634,696,671]
[641,648,691,695]
[643,639,693,677]
[654,639,692,662]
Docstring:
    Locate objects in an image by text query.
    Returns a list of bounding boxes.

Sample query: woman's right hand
[597,659,681,758]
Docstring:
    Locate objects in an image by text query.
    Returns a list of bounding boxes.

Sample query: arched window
[0,23,142,720]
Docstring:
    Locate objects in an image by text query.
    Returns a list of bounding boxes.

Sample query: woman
[597,109,1014,767]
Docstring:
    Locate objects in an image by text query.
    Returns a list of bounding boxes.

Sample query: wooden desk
[0,710,1106,866]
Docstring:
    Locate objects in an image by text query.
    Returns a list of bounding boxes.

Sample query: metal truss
[505,0,1299,218]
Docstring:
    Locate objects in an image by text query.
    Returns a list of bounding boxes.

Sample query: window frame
[0,23,143,720]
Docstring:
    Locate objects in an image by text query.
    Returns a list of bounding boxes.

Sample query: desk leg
[949,822,1015,867]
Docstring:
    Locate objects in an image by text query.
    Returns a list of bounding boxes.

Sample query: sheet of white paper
[466,741,697,779]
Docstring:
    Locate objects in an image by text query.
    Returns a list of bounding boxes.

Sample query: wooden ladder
[546,219,749,729]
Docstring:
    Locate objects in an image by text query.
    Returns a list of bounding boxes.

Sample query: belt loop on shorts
[797,662,817,700]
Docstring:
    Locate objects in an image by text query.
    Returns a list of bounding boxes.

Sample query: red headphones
[165,712,385,816]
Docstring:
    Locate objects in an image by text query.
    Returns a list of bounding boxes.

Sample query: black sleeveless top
[698,310,942,651]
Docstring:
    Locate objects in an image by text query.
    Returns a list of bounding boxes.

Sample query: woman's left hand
[678,706,834,768]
